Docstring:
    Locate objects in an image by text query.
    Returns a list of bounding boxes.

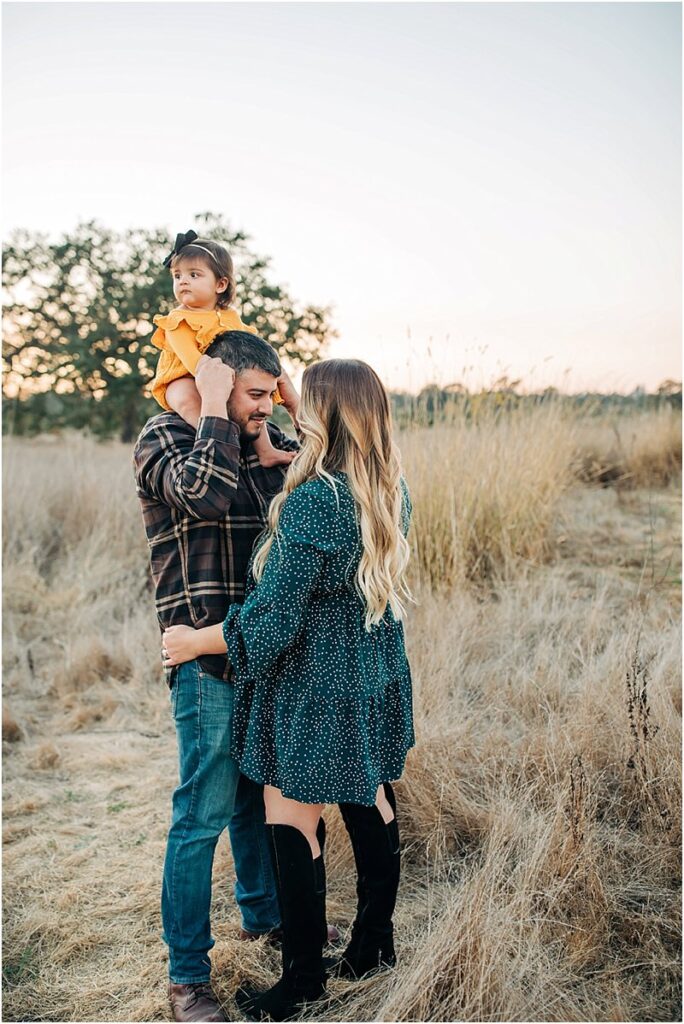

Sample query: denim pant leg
[228,773,281,934]
[162,661,240,984]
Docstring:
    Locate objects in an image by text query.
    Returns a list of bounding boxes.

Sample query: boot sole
[236,985,328,1022]
[323,955,397,980]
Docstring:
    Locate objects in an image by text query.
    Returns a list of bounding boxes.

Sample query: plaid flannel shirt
[133,412,299,684]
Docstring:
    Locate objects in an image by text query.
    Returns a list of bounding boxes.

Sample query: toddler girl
[149,230,291,467]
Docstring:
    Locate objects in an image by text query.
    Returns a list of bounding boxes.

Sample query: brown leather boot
[168,982,227,1022]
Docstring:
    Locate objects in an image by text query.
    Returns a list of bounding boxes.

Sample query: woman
[163,358,415,1021]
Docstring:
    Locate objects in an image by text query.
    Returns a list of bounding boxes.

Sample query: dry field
[2,404,682,1023]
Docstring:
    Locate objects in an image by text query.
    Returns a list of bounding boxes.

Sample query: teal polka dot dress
[222,472,415,805]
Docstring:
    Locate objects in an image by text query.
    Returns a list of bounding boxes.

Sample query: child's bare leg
[264,784,324,856]
[166,376,202,429]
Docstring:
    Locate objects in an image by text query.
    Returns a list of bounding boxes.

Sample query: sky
[2,1,681,393]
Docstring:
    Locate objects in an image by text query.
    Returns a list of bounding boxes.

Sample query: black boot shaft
[336,782,400,978]
[237,823,326,1020]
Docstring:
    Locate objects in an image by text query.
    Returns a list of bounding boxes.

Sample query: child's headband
[163,229,222,270]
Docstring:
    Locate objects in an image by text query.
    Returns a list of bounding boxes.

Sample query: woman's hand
[162,625,200,667]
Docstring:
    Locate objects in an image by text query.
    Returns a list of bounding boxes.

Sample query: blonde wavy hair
[252,359,412,629]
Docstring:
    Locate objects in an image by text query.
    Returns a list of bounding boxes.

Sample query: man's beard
[230,408,266,442]
[241,421,264,442]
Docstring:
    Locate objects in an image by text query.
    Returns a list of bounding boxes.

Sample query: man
[134,331,314,1022]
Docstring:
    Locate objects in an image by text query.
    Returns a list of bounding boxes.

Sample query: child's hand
[276,368,300,417]
[162,625,200,667]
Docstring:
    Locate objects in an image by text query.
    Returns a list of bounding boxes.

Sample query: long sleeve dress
[222,471,415,805]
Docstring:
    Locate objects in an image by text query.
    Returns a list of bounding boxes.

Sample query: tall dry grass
[572,407,682,489]
[2,406,681,1022]
[401,403,682,589]
[401,404,579,588]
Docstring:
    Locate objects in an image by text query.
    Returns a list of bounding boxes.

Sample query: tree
[654,379,682,411]
[2,213,335,441]
[657,379,682,396]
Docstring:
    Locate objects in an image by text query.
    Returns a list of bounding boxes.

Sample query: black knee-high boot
[335,782,400,979]
[235,824,327,1021]
[315,818,330,947]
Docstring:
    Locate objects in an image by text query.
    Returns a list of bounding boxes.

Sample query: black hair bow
[162,229,199,268]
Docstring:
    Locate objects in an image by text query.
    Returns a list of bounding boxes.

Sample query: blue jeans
[161,660,280,984]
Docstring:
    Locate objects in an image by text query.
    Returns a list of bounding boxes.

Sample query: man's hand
[195,355,235,419]
[162,625,201,667]
[277,367,300,423]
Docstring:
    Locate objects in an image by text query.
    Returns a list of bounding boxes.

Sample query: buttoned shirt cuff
[197,416,241,446]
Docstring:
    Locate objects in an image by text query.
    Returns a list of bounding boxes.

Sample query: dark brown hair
[205,331,281,379]
[169,238,236,307]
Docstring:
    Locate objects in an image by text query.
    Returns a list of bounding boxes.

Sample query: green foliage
[3,213,335,441]
[2,943,38,988]
[107,802,129,813]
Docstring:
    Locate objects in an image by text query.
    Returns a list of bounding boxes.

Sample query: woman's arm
[162,621,226,667]
[222,532,325,678]
[227,481,340,677]
[161,520,323,671]
[162,481,339,674]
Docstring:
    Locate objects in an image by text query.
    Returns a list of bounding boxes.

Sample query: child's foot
[257,447,296,469]
[253,424,297,468]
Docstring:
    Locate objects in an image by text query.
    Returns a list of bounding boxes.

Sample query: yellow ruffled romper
[149,308,283,411]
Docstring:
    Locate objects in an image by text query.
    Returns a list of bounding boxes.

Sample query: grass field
[2,403,681,1022]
